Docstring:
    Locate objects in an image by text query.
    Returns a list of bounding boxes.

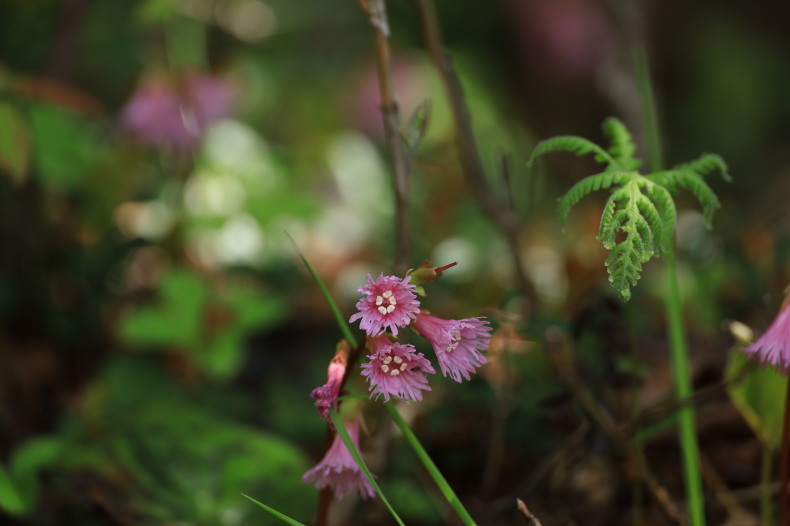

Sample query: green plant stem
[329,409,405,526]
[779,379,790,525]
[384,402,477,526]
[242,493,307,526]
[663,249,705,525]
[636,48,705,524]
[635,46,663,174]
[761,442,774,526]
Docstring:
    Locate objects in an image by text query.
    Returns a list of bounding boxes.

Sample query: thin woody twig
[544,327,685,525]
[356,0,411,275]
[516,499,543,526]
[412,0,538,315]
[623,358,755,435]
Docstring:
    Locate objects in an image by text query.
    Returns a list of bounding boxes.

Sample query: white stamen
[376,296,384,306]
[381,364,389,373]
[386,305,395,313]
[378,306,388,314]
[393,356,402,364]
[390,297,397,305]
[400,363,407,371]
[382,290,393,298]
[383,356,392,364]
[390,369,400,376]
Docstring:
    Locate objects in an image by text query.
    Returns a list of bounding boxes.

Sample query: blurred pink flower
[743,300,790,375]
[413,313,491,383]
[513,0,613,80]
[302,418,376,500]
[360,335,435,402]
[310,343,349,423]
[120,73,234,150]
[349,274,421,336]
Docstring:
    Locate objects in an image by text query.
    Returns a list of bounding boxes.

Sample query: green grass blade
[329,409,405,526]
[286,233,358,348]
[385,403,477,525]
[241,494,307,526]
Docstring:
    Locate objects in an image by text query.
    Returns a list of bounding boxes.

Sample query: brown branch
[543,327,685,525]
[623,358,755,435]
[356,0,411,275]
[516,499,543,526]
[412,0,538,315]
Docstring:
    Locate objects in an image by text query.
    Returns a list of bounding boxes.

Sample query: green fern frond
[602,118,641,171]
[675,153,731,182]
[593,177,669,301]
[557,171,633,227]
[649,170,719,227]
[527,136,617,169]
[528,116,729,302]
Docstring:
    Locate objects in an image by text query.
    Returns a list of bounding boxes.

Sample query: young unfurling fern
[528,117,729,301]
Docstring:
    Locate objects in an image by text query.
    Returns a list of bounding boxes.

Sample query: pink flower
[413,313,492,383]
[743,301,790,375]
[302,418,376,500]
[310,343,349,423]
[349,274,421,336]
[360,336,435,402]
[120,73,234,150]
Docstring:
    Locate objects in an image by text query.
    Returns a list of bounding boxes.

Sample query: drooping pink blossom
[413,312,492,383]
[310,343,349,423]
[360,336,435,402]
[349,274,421,336]
[743,300,790,375]
[120,73,234,150]
[302,418,376,500]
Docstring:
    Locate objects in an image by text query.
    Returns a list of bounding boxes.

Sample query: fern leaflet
[527,136,617,169]
[602,118,641,171]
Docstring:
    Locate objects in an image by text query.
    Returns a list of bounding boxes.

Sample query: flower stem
[384,402,477,525]
[636,47,705,525]
[663,248,706,525]
[329,409,405,526]
[779,379,790,525]
[761,439,775,526]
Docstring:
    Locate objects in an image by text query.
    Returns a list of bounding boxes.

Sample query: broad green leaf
[0,102,31,185]
[726,351,787,450]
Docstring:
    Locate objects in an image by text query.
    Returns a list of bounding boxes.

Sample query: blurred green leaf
[199,330,242,380]
[120,269,208,349]
[10,436,64,510]
[0,464,28,516]
[222,287,286,331]
[28,104,96,189]
[726,350,787,450]
[136,0,177,24]
[0,101,31,184]
[120,307,182,347]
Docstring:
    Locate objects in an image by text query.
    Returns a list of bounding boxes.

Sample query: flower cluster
[303,266,492,501]
[351,272,492,401]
